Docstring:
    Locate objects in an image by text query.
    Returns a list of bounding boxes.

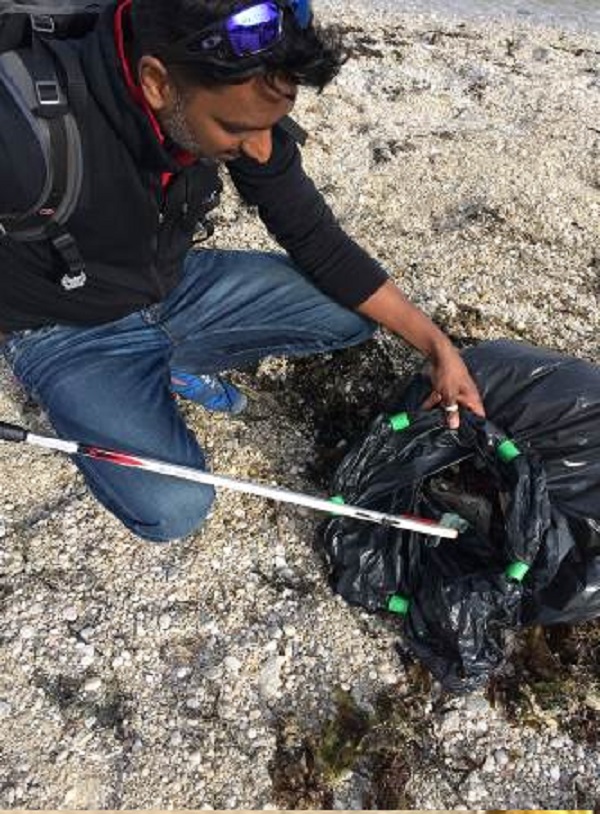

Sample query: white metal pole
[22,430,458,539]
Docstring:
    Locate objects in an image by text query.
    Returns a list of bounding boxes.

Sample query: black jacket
[0,4,388,333]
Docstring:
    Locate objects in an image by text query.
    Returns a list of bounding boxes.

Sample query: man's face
[142,61,296,164]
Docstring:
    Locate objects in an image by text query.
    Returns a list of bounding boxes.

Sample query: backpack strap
[1,51,70,230]
[0,51,67,232]
[43,34,88,115]
[28,18,69,116]
[0,30,87,290]
[46,223,87,291]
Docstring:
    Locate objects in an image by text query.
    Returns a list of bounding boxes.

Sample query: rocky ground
[0,0,599,809]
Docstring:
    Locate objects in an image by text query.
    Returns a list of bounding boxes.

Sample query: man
[0,0,484,541]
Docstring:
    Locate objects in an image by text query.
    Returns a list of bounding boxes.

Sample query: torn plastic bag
[319,340,600,692]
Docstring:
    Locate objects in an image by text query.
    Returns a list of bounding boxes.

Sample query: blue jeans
[2,250,374,541]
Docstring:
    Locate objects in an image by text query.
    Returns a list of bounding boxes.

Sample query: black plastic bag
[319,341,600,692]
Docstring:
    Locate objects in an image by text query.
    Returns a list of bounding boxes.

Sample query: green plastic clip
[329,495,346,506]
[387,594,410,615]
[389,412,411,432]
[506,561,530,583]
[497,439,521,463]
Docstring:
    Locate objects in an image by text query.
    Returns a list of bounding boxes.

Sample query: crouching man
[0,0,484,541]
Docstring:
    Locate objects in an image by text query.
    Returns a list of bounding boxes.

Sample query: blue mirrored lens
[226,2,282,56]
[289,0,312,28]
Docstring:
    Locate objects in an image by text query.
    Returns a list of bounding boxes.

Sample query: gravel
[0,1,599,808]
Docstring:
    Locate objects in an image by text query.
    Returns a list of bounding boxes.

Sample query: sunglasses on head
[163,0,313,63]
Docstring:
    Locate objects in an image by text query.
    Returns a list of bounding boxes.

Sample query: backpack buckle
[61,271,87,291]
[30,15,56,35]
[35,80,61,106]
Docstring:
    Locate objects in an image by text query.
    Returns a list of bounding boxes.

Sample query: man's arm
[228,126,484,425]
[358,281,485,427]
[227,123,390,308]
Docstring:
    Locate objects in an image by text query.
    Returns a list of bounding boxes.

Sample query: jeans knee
[354,316,377,344]
[126,484,216,543]
[336,313,377,350]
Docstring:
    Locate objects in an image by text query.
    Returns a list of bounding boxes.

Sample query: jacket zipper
[150,178,168,299]
[181,175,190,220]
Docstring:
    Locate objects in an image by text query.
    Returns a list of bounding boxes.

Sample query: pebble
[482,755,496,773]
[63,607,79,622]
[379,668,398,685]
[204,667,221,681]
[465,781,486,803]
[584,692,600,713]
[549,765,561,782]
[495,748,510,767]
[464,695,490,714]
[0,700,12,718]
[223,656,242,673]
[439,711,461,734]
[258,656,286,700]
[83,678,102,693]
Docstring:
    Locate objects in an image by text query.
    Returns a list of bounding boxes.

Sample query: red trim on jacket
[114,0,195,188]
[114,0,164,143]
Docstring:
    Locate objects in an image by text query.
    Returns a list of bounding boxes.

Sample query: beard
[159,93,208,159]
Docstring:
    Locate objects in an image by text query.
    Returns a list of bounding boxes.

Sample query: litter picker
[0,420,458,539]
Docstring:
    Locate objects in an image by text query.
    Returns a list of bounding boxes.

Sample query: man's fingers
[422,392,485,429]
[463,390,486,417]
[422,391,461,427]
[422,390,443,411]
[422,378,485,424]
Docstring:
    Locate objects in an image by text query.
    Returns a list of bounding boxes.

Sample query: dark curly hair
[130,0,346,90]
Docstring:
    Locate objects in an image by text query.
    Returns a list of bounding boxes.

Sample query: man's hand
[357,280,486,428]
[421,344,485,429]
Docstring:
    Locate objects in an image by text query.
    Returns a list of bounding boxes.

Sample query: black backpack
[0,2,113,291]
